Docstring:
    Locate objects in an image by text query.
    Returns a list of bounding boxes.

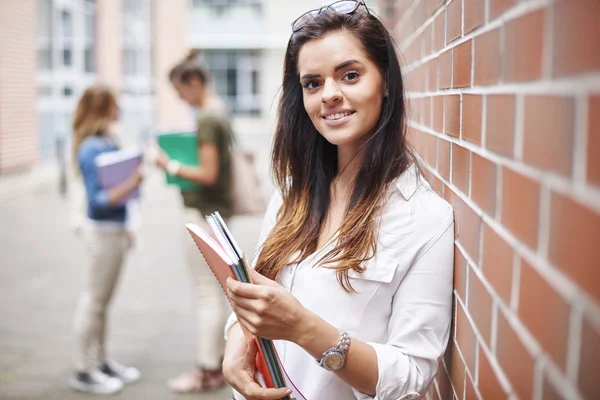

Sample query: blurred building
[0,0,189,174]
[186,0,329,153]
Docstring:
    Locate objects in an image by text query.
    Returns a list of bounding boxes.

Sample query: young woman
[155,51,234,393]
[222,2,454,399]
[70,85,143,395]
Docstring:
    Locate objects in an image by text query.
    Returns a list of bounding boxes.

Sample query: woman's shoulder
[380,165,454,243]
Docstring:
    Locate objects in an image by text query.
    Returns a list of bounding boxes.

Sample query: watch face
[324,352,345,370]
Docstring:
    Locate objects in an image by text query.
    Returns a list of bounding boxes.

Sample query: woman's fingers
[243,384,292,400]
[227,276,270,300]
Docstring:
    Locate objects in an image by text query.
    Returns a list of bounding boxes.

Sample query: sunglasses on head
[291,0,370,33]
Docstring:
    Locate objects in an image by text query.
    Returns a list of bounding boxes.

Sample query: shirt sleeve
[197,116,222,145]
[353,216,455,400]
[78,144,110,211]
[224,190,284,340]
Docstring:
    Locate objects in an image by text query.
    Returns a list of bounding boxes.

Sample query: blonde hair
[72,85,118,170]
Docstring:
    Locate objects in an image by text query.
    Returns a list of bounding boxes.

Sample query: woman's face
[172,77,203,106]
[297,30,384,150]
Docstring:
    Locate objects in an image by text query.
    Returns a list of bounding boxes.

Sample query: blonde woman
[70,85,143,395]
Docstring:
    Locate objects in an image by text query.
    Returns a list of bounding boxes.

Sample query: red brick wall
[0,0,38,172]
[380,0,600,399]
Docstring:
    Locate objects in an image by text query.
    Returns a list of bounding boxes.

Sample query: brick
[438,138,451,181]
[423,24,434,57]
[519,259,571,371]
[523,96,575,176]
[424,131,437,166]
[453,40,472,88]
[447,0,462,43]
[434,96,444,132]
[444,340,465,400]
[588,96,600,186]
[428,0,445,16]
[464,0,484,34]
[468,268,492,345]
[452,144,469,194]
[504,9,545,81]
[478,345,507,399]
[553,0,600,76]
[474,29,501,86]
[444,187,462,237]
[422,95,432,126]
[454,247,467,300]
[489,0,518,20]
[429,59,439,93]
[486,95,516,158]
[438,359,454,400]
[440,49,452,89]
[501,168,540,250]
[549,192,600,302]
[496,311,536,400]
[462,95,482,145]
[579,317,600,400]
[456,301,476,375]
[431,174,445,196]
[434,11,445,51]
[470,153,496,217]
[444,95,460,138]
[542,374,563,400]
[465,375,479,400]
[460,201,481,263]
[482,224,512,304]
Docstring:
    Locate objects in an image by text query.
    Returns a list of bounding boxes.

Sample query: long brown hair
[72,85,118,169]
[255,9,417,291]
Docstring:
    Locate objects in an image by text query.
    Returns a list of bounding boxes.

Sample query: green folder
[157,132,199,191]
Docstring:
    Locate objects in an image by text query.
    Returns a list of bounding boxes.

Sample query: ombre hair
[254,8,418,292]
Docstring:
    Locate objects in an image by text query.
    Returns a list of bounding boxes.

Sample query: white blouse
[225,166,455,400]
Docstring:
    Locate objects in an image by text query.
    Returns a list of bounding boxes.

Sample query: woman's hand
[223,332,292,400]
[226,269,308,343]
[154,150,170,170]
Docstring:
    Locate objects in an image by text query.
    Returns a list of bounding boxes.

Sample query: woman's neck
[335,144,365,189]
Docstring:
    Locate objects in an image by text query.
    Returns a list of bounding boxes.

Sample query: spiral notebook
[186,213,306,400]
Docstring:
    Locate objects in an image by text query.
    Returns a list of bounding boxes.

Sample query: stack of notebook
[186,212,305,400]
[95,147,143,204]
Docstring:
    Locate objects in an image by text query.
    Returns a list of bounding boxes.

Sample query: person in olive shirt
[155,50,233,393]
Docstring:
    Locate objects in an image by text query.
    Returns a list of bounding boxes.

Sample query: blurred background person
[70,85,143,395]
[155,50,233,393]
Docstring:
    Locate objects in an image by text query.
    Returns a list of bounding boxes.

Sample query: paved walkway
[0,168,265,400]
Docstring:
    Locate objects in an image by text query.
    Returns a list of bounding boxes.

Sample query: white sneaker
[69,368,124,395]
[100,361,142,384]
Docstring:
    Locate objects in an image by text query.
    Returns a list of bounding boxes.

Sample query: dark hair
[169,49,210,84]
[255,8,418,291]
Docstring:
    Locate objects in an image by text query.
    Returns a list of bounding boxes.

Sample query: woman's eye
[344,71,360,81]
[303,80,321,90]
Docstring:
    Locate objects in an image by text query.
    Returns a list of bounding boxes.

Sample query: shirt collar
[395,164,421,200]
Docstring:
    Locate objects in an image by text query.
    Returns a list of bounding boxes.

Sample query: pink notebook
[186,222,306,400]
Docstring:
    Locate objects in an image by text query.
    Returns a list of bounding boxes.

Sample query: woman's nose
[321,79,342,104]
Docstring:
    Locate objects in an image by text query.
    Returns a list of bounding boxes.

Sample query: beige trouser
[183,208,232,370]
[73,227,128,372]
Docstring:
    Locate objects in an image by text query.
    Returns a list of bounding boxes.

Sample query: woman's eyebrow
[300,59,365,80]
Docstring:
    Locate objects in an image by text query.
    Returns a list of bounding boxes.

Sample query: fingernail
[285,388,292,395]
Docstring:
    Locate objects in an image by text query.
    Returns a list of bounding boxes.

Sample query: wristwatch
[166,160,181,176]
[317,331,351,371]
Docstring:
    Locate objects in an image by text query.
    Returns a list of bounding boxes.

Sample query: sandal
[167,369,226,393]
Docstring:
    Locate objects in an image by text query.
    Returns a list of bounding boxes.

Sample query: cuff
[224,311,239,340]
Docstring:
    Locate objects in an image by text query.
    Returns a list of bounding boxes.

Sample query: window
[202,50,261,116]
[37,0,53,70]
[84,3,96,72]
[61,9,73,67]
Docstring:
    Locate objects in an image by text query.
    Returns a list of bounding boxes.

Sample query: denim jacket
[78,135,127,223]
